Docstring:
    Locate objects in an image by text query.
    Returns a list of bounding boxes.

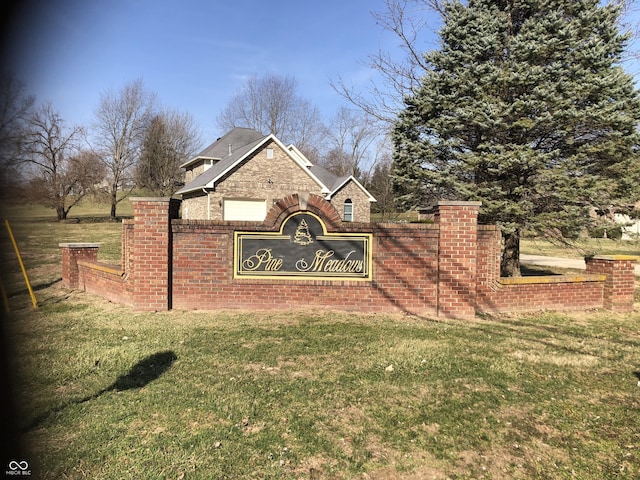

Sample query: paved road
[521,254,640,276]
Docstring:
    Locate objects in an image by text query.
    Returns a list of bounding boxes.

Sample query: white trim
[180,155,219,169]
[326,176,377,202]
[286,144,313,167]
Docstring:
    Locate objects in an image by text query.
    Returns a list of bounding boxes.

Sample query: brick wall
[122,219,134,273]
[61,196,637,317]
[181,193,209,220]
[184,163,207,184]
[77,261,131,306]
[474,225,610,313]
[129,197,180,311]
[60,243,99,289]
[435,201,481,318]
[171,212,439,314]
[586,256,636,312]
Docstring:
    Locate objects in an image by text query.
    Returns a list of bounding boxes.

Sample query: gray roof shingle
[176,128,267,194]
[181,127,266,167]
[308,165,349,192]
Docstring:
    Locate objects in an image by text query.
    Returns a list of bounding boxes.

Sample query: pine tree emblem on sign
[293,219,314,245]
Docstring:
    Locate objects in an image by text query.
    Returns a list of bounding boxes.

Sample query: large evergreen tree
[392,0,640,276]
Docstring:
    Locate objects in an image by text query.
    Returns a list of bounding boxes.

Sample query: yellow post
[4,219,38,309]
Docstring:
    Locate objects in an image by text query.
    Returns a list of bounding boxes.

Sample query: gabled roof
[176,129,329,196]
[310,165,377,202]
[180,127,265,169]
[288,145,375,202]
[176,128,376,202]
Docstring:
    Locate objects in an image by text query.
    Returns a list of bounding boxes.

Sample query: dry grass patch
[509,349,600,367]
[2,199,640,479]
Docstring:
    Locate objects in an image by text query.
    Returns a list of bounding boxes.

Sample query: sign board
[234,212,372,280]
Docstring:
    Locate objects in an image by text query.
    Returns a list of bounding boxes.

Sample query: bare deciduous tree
[367,145,397,222]
[332,0,445,124]
[136,109,201,196]
[217,74,326,160]
[93,79,155,219]
[321,107,379,180]
[22,103,104,220]
[0,74,34,186]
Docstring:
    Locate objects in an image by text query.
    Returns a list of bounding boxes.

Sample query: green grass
[1,197,128,296]
[521,237,640,259]
[2,198,640,479]
[7,300,640,479]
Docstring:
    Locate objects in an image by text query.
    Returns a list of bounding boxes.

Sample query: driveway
[521,254,640,276]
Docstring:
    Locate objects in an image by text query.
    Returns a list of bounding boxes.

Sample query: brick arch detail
[264,193,343,231]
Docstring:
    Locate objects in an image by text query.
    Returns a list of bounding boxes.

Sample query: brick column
[59,243,100,289]
[130,197,180,311]
[436,201,482,318]
[585,255,636,312]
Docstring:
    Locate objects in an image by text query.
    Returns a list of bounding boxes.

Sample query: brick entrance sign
[60,195,636,317]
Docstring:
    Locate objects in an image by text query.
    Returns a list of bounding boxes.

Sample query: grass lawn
[2,199,640,479]
[521,237,640,259]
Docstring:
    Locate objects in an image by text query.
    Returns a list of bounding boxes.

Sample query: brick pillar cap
[59,242,100,248]
[590,255,638,262]
[438,200,482,207]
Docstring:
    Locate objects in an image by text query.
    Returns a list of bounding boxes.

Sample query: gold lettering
[310,250,335,271]
[242,249,283,271]
[305,250,364,273]
[324,250,363,273]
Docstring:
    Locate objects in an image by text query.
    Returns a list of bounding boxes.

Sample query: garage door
[223,199,267,221]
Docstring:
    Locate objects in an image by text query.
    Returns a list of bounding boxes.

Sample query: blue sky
[4,1,640,144]
[3,0,440,142]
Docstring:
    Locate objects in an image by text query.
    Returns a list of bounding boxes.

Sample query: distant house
[175,127,376,222]
[615,200,640,240]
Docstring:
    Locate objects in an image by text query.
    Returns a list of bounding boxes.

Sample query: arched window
[344,199,353,222]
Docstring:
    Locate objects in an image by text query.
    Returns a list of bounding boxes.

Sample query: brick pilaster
[130,197,180,311]
[436,201,482,318]
[59,243,100,289]
[585,255,636,312]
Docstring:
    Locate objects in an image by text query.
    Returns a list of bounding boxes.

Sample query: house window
[266,148,274,159]
[344,199,353,222]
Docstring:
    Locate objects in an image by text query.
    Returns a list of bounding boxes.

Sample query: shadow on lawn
[24,351,177,432]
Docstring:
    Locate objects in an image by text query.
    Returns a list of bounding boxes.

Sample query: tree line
[0,77,201,220]
[0,74,393,222]
[2,0,640,278]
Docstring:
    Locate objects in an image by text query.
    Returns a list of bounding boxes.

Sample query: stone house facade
[176,128,376,222]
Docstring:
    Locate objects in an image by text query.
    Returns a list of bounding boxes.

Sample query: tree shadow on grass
[90,350,177,393]
[23,351,177,432]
